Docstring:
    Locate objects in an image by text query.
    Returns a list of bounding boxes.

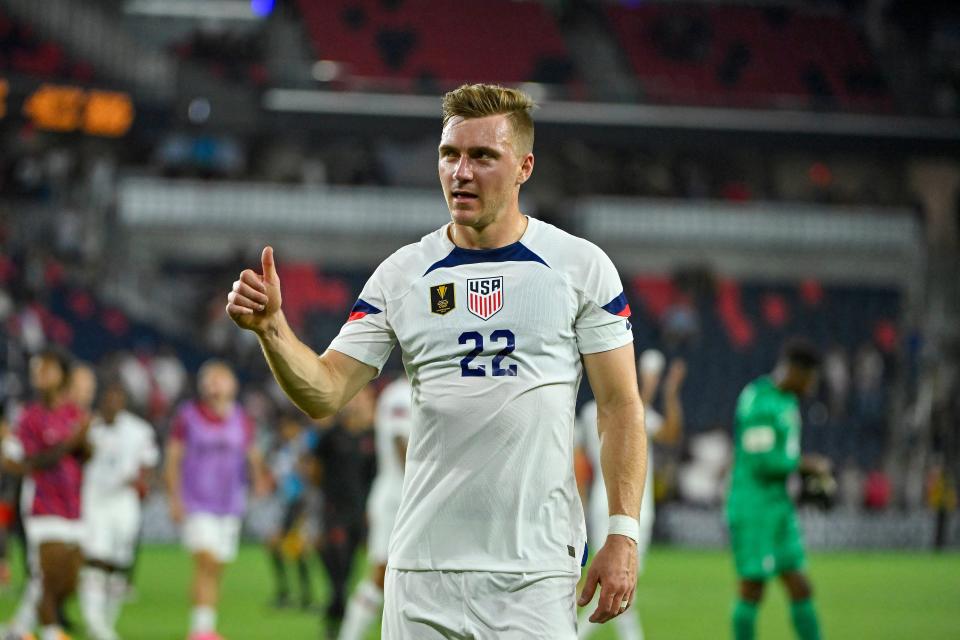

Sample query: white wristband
[608,514,640,544]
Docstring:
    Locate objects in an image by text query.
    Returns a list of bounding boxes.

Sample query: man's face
[29,355,64,394]
[99,385,126,416]
[279,418,300,442]
[438,114,533,230]
[199,365,237,406]
[797,368,820,397]
[69,366,97,410]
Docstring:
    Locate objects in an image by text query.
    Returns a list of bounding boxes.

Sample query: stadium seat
[0,7,95,81]
[296,0,575,89]
[605,3,893,112]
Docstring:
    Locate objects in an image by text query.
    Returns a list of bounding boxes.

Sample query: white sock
[190,605,217,634]
[41,625,63,640]
[614,608,644,640]
[105,573,129,628]
[337,580,384,640]
[80,567,112,640]
[10,574,41,633]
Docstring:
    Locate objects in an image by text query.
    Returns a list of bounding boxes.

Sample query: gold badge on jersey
[430,283,455,315]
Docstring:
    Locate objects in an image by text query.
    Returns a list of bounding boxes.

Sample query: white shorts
[82,496,141,567]
[183,513,241,563]
[25,516,85,546]
[366,482,402,565]
[383,568,578,639]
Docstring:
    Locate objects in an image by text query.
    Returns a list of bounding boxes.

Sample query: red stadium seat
[605,3,892,112]
[297,0,574,90]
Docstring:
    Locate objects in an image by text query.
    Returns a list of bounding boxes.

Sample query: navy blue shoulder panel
[423,242,549,276]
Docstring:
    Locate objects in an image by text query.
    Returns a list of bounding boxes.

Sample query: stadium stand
[601,273,900,462]
[171,27,271,89]
[0,6,94,82]
[605,3,893,112]
[296,0,576,89]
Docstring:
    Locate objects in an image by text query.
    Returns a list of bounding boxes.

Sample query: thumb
[261,246,278,282]
[578,568,599,606]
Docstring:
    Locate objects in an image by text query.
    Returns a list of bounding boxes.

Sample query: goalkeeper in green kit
[727,338,826,640]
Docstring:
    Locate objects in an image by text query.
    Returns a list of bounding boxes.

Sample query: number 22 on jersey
[458,330,517,377]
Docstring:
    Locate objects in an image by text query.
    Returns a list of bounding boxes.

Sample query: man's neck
[40,390,63,409]
[772,367,798,396]
[203,399,232,419]
[450,210,527,250]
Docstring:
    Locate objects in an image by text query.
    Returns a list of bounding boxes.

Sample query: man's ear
[517,153,535,185]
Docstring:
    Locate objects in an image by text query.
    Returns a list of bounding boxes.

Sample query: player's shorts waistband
[25,516,84,545]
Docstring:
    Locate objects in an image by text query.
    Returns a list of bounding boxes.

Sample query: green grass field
[1,545,957,639]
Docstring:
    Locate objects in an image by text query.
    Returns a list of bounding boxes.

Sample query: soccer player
[0,347,90,640]
[68,362,97,413]
[80,378,159,640]
[226,83,647,638]
[264,411,314,610]
[578,350,685,640]
[310,386,376,638]
[727,338,825,640]
[164,360,268,640]
[338,375,412,640]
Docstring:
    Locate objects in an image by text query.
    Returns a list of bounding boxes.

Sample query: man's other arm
[578,342,647,623]
[740,413,799,480]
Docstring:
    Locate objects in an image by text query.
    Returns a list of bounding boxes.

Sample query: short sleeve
[138,421,160,468]
[169,409,188,443]
[1,434,24,463]
[329,262,398,374]
[16,410,43,457]
[574,248,634,355]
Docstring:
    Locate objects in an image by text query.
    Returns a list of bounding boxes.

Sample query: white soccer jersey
[83,410,159,506]
[373,376,413,489]
[329,217,633,573]
[578,399,659,550]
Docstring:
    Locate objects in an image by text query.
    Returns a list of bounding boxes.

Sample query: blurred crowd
[0,130,952,519]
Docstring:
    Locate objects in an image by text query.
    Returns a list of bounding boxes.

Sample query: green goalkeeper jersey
[727,376,802,517]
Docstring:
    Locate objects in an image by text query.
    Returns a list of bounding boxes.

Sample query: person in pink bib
[164,360,268,640]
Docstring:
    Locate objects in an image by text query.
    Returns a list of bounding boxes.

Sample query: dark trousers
[318,515,364,622]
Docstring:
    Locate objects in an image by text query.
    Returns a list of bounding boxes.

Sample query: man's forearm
[754,449,799,479]
[164,446,182,503]
[658,388,683,445]
[599,399,647,519]
[24,442,71,471]
[257,311,343,419]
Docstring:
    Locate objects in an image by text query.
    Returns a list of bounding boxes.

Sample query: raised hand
[226,246,283,334]
[664,358,687,393]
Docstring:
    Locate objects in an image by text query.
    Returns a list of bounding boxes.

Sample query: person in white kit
[225,83,648,638]
[80,377,159,640]
[337,375,412,640]
[577,349,686,640]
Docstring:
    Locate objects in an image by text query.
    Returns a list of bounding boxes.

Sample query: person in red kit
[1,347,91,640]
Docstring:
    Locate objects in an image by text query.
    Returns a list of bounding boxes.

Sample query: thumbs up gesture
[226,246,283,335]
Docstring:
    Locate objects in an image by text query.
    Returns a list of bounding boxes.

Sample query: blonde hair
[441,84,536,155]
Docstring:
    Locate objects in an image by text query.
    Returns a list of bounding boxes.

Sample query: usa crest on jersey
[467,276,503,321]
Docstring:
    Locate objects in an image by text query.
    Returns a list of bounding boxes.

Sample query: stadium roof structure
[263,88,960,147]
